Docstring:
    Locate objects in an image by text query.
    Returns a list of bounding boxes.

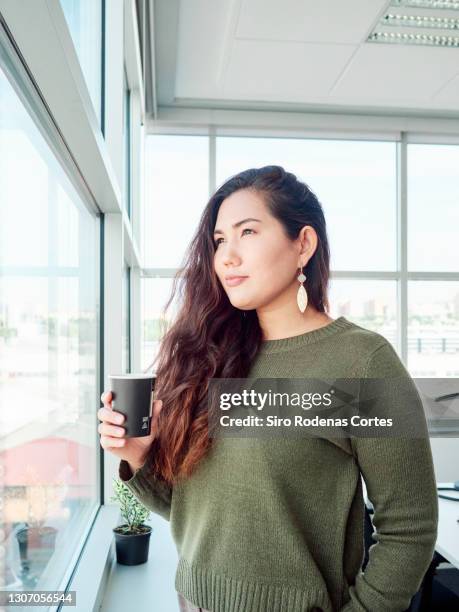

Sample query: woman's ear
[298,225,317,261]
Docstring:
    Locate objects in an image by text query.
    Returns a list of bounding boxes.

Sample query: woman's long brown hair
[146,165,331,487]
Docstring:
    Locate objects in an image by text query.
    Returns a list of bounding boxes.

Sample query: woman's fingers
[98,422,125,437]
[97,406,124,424]
[98,401,127,451]
[100,390,112,405]
[98,390,124,425]
[100,435,126,449]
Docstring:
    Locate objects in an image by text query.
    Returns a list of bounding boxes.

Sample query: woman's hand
[98,390,163,470]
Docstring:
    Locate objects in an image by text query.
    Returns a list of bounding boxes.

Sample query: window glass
[141,277,183,371]
[408,144,459,272]
[408,281,459,377]
[60,0,103,125]
[142,136,209,268]
[328,279,397,347]
[0,65,99,592]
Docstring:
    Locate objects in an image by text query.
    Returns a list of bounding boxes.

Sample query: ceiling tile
[331,44,459,102]
[223,39,357,101]
[432,74,459,105]
[236,0,389,44]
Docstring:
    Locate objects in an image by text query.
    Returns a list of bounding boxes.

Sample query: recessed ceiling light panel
[368,0,459,45]
[382,13,459,28]
[390,0,459,10]
[368,31,459,45]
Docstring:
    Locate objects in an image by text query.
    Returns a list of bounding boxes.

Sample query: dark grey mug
[108,373,156,438]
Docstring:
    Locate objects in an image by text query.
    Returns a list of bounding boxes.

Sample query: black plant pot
[113,524,152,565]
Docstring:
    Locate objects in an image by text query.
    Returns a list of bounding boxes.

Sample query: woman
[98,166,438,612]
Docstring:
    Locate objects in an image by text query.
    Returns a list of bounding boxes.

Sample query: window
[408,282,459,378]
[142,135,209,268]
[141,277,183,372]
[0,65,100,592]
[60,0,103,125]
[328,279,397,346]
[141,135,209,370]
[408,144,459,273]
[407,144,459,377]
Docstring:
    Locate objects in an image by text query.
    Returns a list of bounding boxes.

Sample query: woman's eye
[214,228,254,247]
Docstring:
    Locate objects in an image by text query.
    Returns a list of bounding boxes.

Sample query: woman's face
[213,189,305,311]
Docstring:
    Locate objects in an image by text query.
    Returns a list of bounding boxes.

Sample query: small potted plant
[110,477,152,565]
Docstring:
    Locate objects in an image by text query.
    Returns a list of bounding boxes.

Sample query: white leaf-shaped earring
[296,266,308,313]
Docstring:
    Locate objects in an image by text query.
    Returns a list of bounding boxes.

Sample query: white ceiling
[154,0,459,117]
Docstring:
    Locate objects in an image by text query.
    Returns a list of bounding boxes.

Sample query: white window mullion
[103,212,124,502]
[397,134,409,363]
[209,125,216,197]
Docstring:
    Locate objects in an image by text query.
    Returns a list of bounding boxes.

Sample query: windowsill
[99,511,179,612]
[66,505,120,612]
[65,505,178,612]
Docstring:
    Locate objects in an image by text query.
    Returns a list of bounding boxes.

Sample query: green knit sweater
[119,316,438,612]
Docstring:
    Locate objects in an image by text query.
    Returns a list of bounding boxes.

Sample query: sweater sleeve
[118,454,172,522]
[339,341,438,612]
